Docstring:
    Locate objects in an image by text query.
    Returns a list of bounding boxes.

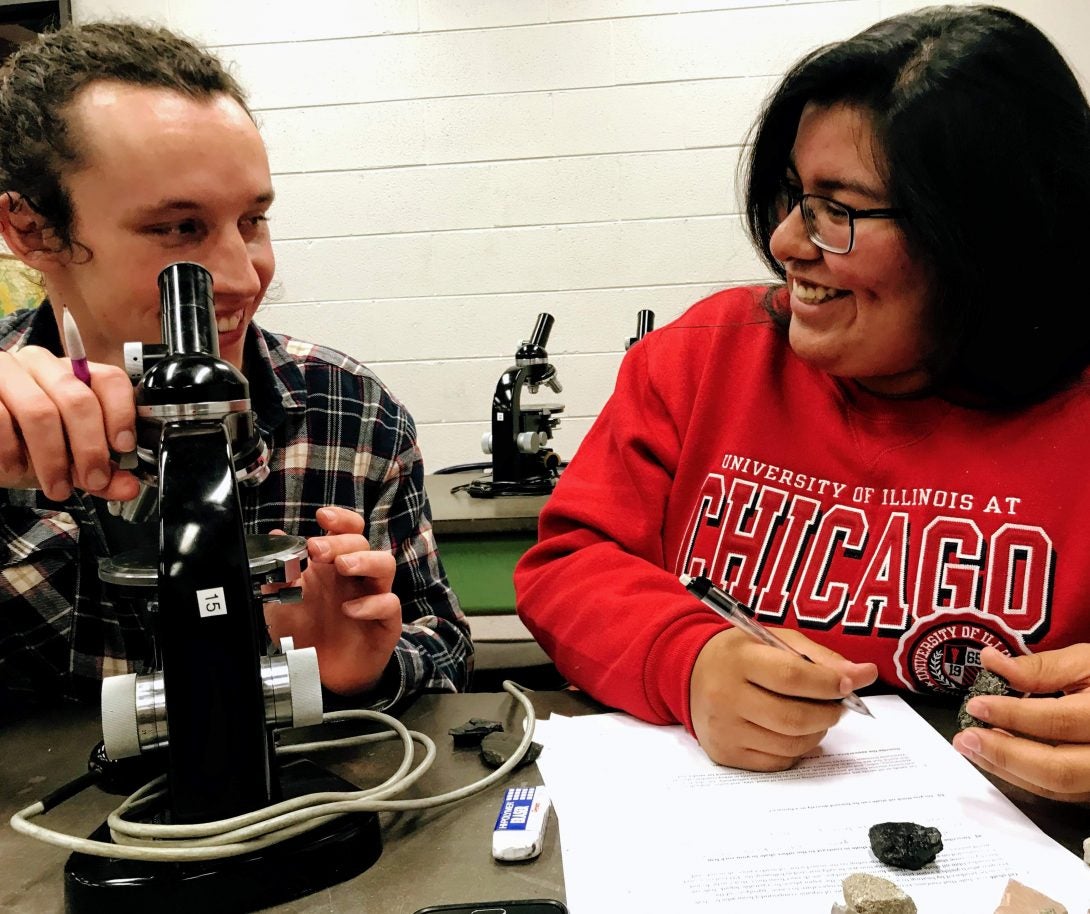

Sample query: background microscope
[469,312,565,498]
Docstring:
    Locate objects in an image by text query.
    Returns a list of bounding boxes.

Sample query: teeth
[216,311,242,333]
[793,279,844,303]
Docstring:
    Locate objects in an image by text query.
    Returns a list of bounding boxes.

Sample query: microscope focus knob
[517,431,548,454]
[101,673,143,760]
[269,636,322,727]
[262,646,324,729]
[99,647,324,759]
[284,646,324,727]
[481,432,493,454]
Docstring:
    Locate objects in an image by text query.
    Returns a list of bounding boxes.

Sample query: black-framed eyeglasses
[774,183,905,255]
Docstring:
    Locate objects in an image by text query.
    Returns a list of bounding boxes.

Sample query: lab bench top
[1,690,1086,912]
[425,471,548,537]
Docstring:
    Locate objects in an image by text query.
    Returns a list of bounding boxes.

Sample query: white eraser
[492,786,551,861]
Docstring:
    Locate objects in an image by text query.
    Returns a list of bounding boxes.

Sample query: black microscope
[63,263,381,913]
[468,313,564,498]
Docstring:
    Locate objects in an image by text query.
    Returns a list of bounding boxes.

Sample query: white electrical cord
[10,679,537,863]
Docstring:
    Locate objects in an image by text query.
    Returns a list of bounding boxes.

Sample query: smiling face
[769,102,934,396]
[39,82,275,370]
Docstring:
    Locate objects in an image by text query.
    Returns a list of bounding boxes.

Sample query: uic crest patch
[893,609,1024,695]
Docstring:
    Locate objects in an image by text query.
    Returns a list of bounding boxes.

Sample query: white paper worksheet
[533,695,1090,914]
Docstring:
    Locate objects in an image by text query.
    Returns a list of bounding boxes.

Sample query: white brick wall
[71,0,1090,471]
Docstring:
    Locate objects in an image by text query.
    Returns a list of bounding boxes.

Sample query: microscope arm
[157,420,273,822]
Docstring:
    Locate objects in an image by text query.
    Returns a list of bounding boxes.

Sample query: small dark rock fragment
[449,717,504,747]
[868,822,943,870]
[958,669,1010,730]
[480,732,543,770]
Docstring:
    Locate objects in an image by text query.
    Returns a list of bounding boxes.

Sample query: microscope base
[63,759,382,914]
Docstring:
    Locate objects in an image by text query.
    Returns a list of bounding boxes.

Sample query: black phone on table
[412,902,567,914]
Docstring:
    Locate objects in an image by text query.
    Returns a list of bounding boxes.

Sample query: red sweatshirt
[515,287,1090,733]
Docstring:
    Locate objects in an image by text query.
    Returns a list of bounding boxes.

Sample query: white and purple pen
[680,572,873,717]
[61,306,93,386]
[61,306,138,471]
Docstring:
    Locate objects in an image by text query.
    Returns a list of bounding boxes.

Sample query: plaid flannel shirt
[0,304,472,708]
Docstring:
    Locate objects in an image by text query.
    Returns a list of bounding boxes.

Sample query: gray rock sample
[958,668,1010,730]
[449,717,504,747]
[841,873,917,914]
[480,731,542,769]
[868,821,943,870]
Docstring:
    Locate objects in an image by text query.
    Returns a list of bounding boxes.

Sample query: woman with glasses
[516,5,1090,801]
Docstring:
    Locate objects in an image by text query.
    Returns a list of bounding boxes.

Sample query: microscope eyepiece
[159,262,219,357]
[128,262,268,488]
[516,312,556,366]
[626,309,656,350]
[529,312,554,348]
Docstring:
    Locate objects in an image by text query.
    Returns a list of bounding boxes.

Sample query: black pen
[680,573,873,717]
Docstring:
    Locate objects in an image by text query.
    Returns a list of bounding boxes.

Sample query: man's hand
[953,645,1090,802]
[0,345,138,501]
[690,627,877,771]
[265,505,402,696]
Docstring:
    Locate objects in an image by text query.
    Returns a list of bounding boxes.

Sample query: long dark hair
[744,5,1090,407]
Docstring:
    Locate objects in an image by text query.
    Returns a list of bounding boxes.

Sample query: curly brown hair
[0,21,250,253]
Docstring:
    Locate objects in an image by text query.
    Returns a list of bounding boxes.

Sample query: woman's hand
[953,645,1090,802]
[690,627,877,771]
[264,506,403,696]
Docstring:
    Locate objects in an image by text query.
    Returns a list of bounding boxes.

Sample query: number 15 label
[197,586,228,618]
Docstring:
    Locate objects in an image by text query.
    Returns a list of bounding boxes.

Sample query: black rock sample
[957,668,1010,730]
[868,822,943,870]
[448,717,504,748]
[480,732,543,770]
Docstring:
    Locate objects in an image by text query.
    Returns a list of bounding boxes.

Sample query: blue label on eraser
[494,786,537,833]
